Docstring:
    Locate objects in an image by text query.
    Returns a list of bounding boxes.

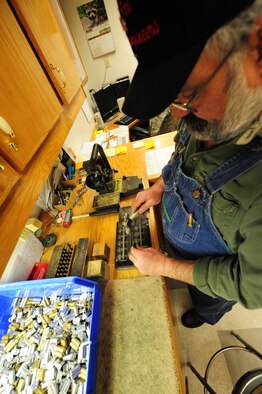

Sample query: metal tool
[127,210,142,226]
[72,205,119,220]
[123,210,143,234]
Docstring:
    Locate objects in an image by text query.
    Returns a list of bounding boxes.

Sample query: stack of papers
[106,125,129,147]
[76,140,98,163]
[76,126,129,162]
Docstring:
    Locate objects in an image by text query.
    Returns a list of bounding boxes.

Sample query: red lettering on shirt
[129,21,161,47]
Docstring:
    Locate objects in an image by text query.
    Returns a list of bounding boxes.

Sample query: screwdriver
[72,206,119,219]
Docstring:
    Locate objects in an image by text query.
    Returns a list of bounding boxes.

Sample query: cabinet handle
[0,116,15,139]
[49,63,67,90]
[0,164,5,172]
[0,115,18,151]
[9,142,18,152]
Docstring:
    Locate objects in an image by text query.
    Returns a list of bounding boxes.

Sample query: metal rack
[187,331,262,394]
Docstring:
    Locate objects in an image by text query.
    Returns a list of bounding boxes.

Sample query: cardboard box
[61,179,78,189]
[87,259,109,280]
[25,217,43,232]
[92,242,110,261]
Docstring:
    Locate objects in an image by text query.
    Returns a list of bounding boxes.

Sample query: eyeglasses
[172,47,235,114]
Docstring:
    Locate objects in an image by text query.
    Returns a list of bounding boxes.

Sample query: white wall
[63,106,96,159]
[60,0,137,157]
[60,0,137,93]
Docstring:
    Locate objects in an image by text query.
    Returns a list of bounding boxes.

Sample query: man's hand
[129,246,167,276]
[129,245,195,284]
[132,177,164,214]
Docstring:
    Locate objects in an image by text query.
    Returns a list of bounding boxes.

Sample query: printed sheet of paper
[145,146,175,177]
[1,233,44,283]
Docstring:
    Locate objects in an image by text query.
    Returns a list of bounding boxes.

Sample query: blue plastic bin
[0,276,102,394]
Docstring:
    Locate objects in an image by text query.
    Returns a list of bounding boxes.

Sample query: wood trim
[162,278,186,393]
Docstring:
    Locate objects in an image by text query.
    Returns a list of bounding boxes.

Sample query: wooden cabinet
[11,0,82,105]
[0,1,85,277]
[0,1,62,172]
[0,154,20,206]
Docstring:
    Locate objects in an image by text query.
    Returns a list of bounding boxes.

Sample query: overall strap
[180,129,191,145]
[205,136,262,194]
[174,128,191,153]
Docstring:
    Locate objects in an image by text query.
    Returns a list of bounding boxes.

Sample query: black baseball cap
[117,0,255,119]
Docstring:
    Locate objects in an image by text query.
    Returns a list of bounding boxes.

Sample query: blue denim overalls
[161,131,262,324]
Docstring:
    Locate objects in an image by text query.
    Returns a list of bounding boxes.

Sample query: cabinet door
[0,1,62,172]
[0,155,20,206]
[11,0,82,105]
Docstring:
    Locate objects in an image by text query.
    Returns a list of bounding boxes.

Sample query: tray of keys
[115,206,151,268]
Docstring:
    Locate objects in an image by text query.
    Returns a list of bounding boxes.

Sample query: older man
[117,0,262,327]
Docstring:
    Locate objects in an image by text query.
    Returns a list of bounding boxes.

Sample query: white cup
[117,97,125,112]
[94,112,104,129]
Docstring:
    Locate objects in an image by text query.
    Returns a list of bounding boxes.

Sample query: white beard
[184,51,262,143]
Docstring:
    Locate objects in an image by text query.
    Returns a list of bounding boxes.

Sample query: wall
[60,0,137,157]
[63,105,95,159]
[60,0,137,96]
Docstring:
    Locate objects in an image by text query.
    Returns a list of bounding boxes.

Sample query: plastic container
[0,276,102,394]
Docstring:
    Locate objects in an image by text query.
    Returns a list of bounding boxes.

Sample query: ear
[248,15,262,68]
[244,14,262,88]
[255,15,262,63]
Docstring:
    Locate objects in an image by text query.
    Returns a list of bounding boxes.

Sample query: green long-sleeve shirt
[174,125,262,309]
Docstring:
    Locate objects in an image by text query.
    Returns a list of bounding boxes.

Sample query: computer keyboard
[114,114,136,125]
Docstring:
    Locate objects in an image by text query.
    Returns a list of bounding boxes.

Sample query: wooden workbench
[41,131,184,393]
[41,131,176,280]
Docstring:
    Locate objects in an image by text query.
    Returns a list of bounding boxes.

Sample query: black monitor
[93,84,119,122]
[111,78,130,99]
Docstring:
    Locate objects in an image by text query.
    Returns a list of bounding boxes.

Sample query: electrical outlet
[104,57,110,68]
